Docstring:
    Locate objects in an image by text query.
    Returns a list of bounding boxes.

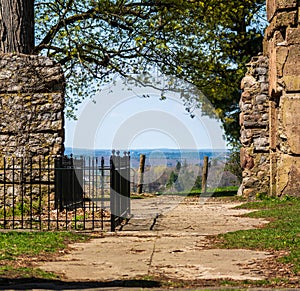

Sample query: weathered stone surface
[240,148,254,170]
[264,11,297,43]
[241,91,252,101]
[283,75,300,91]
[268,38,277,96]
[279,94,300,154]
[277,154,300,196]
[0,53,65,207]
[241,1,300,198]
[286,27,300,44]
[0,53,65,93]
[267,0,297,22]
[0,53,64,158]
[253,137,269,152]
[283,46,300,76]
[281,46,300,91]
[243,177,259,188]
[243,188,257,198]
[240,129,253,145]
[276,46,288,77]
[256,94,268,104]
[241,76,256,89]
[239,56,270,198]
[269,101,278,150]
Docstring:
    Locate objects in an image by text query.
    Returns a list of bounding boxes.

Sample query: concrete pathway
[38,196,272,284]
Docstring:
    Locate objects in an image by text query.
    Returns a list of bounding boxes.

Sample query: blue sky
[65,77,226,150]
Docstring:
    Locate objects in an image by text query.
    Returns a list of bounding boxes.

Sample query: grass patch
[0,265,59,280]
[0,231,89,280]
[0,231,88,261]
[160,185,239,197]
[216,196,300,274]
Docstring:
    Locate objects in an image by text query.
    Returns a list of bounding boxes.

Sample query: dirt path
[38,196,273,285]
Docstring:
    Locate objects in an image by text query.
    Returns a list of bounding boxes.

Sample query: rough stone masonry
[240,0,300,197]
[0,53,64,159]
[0,53,65,209]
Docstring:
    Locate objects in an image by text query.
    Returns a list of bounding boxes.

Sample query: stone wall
[240,56,270,198]
[0,53,65,159]
[240,0,300,197]
[0,53,65,209]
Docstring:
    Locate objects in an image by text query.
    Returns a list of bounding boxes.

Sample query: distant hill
[65,147,228,168]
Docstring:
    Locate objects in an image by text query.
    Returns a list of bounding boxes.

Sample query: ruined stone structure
[240,0,300,197]
[0,53,65,210]
[0,53,65,159]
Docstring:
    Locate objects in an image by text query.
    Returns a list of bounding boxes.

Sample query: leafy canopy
[34,0,267,141]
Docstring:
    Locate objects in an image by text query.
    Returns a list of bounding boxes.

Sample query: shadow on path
[0,277,161,290]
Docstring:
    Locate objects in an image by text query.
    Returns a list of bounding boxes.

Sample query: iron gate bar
[38,158,42,230]
[0,152,130,231]
[3,158,6,228]
[110,150,131,232]
[11,157,15,229]
[20,157,24,229]
[29,158,33,229]
[101,157,105,230]
[47,157,51,230]
[110,152,116,232]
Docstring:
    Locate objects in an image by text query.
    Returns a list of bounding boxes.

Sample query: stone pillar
[265,0,300,197]
[0,53,65,159]
[239,56,270,198]
[240,0,300,198]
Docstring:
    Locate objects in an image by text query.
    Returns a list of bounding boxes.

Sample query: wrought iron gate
[0,151,131,231]
[110,150,131,231]
[54,156,84,211]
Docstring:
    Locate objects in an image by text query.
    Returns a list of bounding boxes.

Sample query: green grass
[187,185,239,197]
[157,185,239,197]
[0,231,88,261]
[216,196,300,274]
[0,265,59,280]
[0,231,89,280]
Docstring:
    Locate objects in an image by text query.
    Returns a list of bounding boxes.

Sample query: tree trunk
[201,156,209,194]
[137,154,146,194]
[0,0,34,54]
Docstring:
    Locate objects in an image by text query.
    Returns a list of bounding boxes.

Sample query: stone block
[253,137,269,152]
[260,82,269,93]
[243,177,259,188]
[283,75,300,91]
[240,102,253,111]
[240,129,253,145]
[268,38,277,97]
[243,188,256,198]
[0,53,65,94]
[269,101,278,150]
[286,27,300,45]
[241,76,256,89]
[254,67,268,75]
[280,94,300,154]
[283,45,300,76]
[239,112,244,126]
[267,0,297,22]
[282,45,300,91]
[240,148,254,169]
[241,91,252,101]
[277,154,300,197]
[276,46,288,77]
[264,11,297,43]
[256,94,268,104]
